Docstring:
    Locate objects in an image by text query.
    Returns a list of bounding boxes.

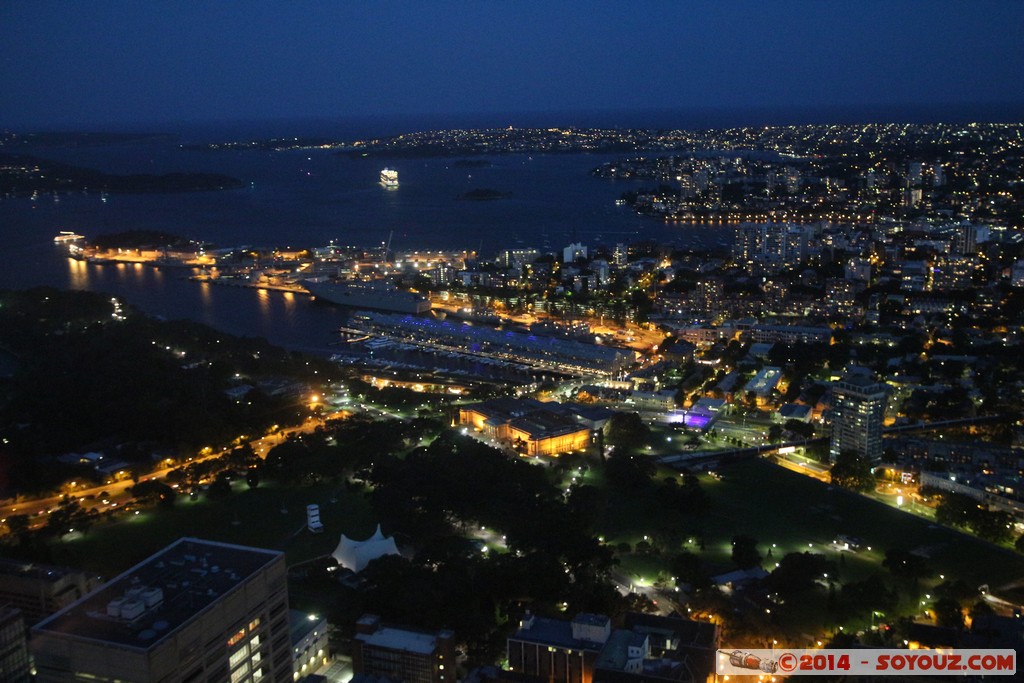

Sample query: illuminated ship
[303,278,430,314]
[379,168,399,188]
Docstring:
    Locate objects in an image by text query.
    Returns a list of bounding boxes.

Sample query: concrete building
[508,612,719,683]
[563,243,588,264]
[830,370,888,464]
[31,537,292,683]
[508,612,610,683]
[353,614,455,683]
[0,606,30,683]
[0,558,103,627]
[290,610,330,681]
[743,366,783,406]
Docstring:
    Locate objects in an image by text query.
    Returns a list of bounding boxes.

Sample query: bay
[0,116,733,353]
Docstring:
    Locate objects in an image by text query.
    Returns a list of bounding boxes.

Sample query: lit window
[249,618,261,631]
[228,629,246,647]
[229,645,249,668]
[230,662,249,683]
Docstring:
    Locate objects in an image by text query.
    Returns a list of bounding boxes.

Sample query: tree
[784,419,815,439]
[932,597,964,629]
[604,450,655,490]
[1014,534,1024,554]
[130,480,176,508]
[934,491,976,528]
[4,514,31,545]
[731,534,761,570]
[245,468,261,489]
[840,574,896,616]
[206,472,233,499]
[606,412,650,453]
[969,508,1014,544]
[830,450,874,492]
[765,552,834,594]
[670,551,710,590]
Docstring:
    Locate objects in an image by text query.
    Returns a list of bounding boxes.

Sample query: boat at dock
[302,278,430,314]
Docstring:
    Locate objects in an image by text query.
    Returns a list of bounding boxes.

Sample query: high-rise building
[830,370,888,464]
[0,606,30,683]
[694,277,724,312]
[498,248,540,271]
[31,538,292,683]
[954,224,979,255]
[732,223,810,271]
[352,614,455,683]
[563,243,588,264]
[825,278,856,316]
[612,244,628,267]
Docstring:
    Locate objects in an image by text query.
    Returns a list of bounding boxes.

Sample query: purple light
[683,412,712,429]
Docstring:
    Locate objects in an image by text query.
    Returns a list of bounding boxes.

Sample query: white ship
[53,230,85,243]
[303,278,430,314]
[379,168,399,188]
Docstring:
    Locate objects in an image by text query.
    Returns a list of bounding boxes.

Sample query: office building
[508,612,719,683]
[0,606,30,683]
[507,612,610,683]
[830,370,888,464]
[352,614,455,683]
[0,558,103,627]
[32,537,292,683]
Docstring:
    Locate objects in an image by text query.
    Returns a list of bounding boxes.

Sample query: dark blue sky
[2,1,1023,129]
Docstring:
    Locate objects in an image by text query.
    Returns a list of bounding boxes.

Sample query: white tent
[331,524,399,573]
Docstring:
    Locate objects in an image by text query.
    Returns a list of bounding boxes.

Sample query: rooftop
[511,614,605,651]
[592,629,634,670]
[32,537,282,650]
[290,609,326,646]
[0,558,95,584]
[356,625,450,655]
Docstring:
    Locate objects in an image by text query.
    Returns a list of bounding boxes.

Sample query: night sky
[1,1,1023,129]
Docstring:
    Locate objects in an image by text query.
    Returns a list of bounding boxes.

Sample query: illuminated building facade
[508,612,719,683]
[289,610,329,681]
[460,399,601,456]
[353,614,455,683]
[830,371,888,464]
[507,612,609,683]
[31,538,292,683]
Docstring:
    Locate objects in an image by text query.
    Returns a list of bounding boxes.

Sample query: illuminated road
[0,411,350,529]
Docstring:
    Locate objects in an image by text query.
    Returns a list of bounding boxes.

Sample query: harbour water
[0,116,735,353]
